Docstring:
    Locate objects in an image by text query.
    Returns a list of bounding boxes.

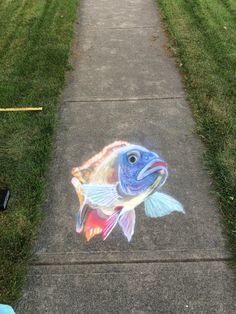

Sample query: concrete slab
[17,262,236,314]
[34,99,227,262]
[64,27,183,101]
[64,0,184,101]
[79,0,159,28]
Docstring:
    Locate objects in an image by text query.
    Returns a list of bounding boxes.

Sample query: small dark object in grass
[0,189,10,211]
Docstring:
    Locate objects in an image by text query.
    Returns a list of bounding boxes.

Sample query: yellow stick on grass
[0,107,43,112]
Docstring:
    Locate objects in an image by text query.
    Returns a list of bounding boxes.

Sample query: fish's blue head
[118,145,168,196]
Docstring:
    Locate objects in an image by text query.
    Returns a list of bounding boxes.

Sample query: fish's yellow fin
[72,167,92,184]
[71,177,85,206]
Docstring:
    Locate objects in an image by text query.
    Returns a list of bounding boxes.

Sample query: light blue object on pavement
[144,191,185,217]
[0,304,16,314]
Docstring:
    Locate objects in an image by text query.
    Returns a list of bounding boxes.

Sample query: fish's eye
[128,152,139,164]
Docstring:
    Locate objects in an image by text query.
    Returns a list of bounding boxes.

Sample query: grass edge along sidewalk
[0,0,79,305]
[158,0,236,259]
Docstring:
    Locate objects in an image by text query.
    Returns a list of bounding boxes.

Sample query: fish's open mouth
[137,159,168,185]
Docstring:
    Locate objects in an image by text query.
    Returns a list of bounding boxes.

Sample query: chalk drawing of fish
[71,141,184,242]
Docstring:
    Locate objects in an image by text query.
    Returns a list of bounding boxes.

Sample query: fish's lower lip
[137,160,167,181]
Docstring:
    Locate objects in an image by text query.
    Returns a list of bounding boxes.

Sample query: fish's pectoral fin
[102,207,123,240]
[82,184,120,207]
[118,209,135,242]
[144,192,185,218]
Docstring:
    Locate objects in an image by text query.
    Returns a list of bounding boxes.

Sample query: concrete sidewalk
[17,0,235,313]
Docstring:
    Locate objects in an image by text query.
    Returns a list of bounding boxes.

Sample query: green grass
[158,0,236,255]
[0,0,78,305]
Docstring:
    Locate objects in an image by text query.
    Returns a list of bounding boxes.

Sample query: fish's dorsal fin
[71,141,129,183]
[80,141,129,171]
[144,192,185,217]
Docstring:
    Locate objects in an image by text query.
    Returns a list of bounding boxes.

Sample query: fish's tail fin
[84,209,106,241]
[83,207,123,241]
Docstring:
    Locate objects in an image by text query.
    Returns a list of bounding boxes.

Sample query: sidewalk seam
[64,96,185,103]
[30,257,233,267]
[81,26,157,30]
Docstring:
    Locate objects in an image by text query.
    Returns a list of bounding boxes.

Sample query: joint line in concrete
[83,26,157,31]
[64,96,185,103]
[30,257,233,267]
